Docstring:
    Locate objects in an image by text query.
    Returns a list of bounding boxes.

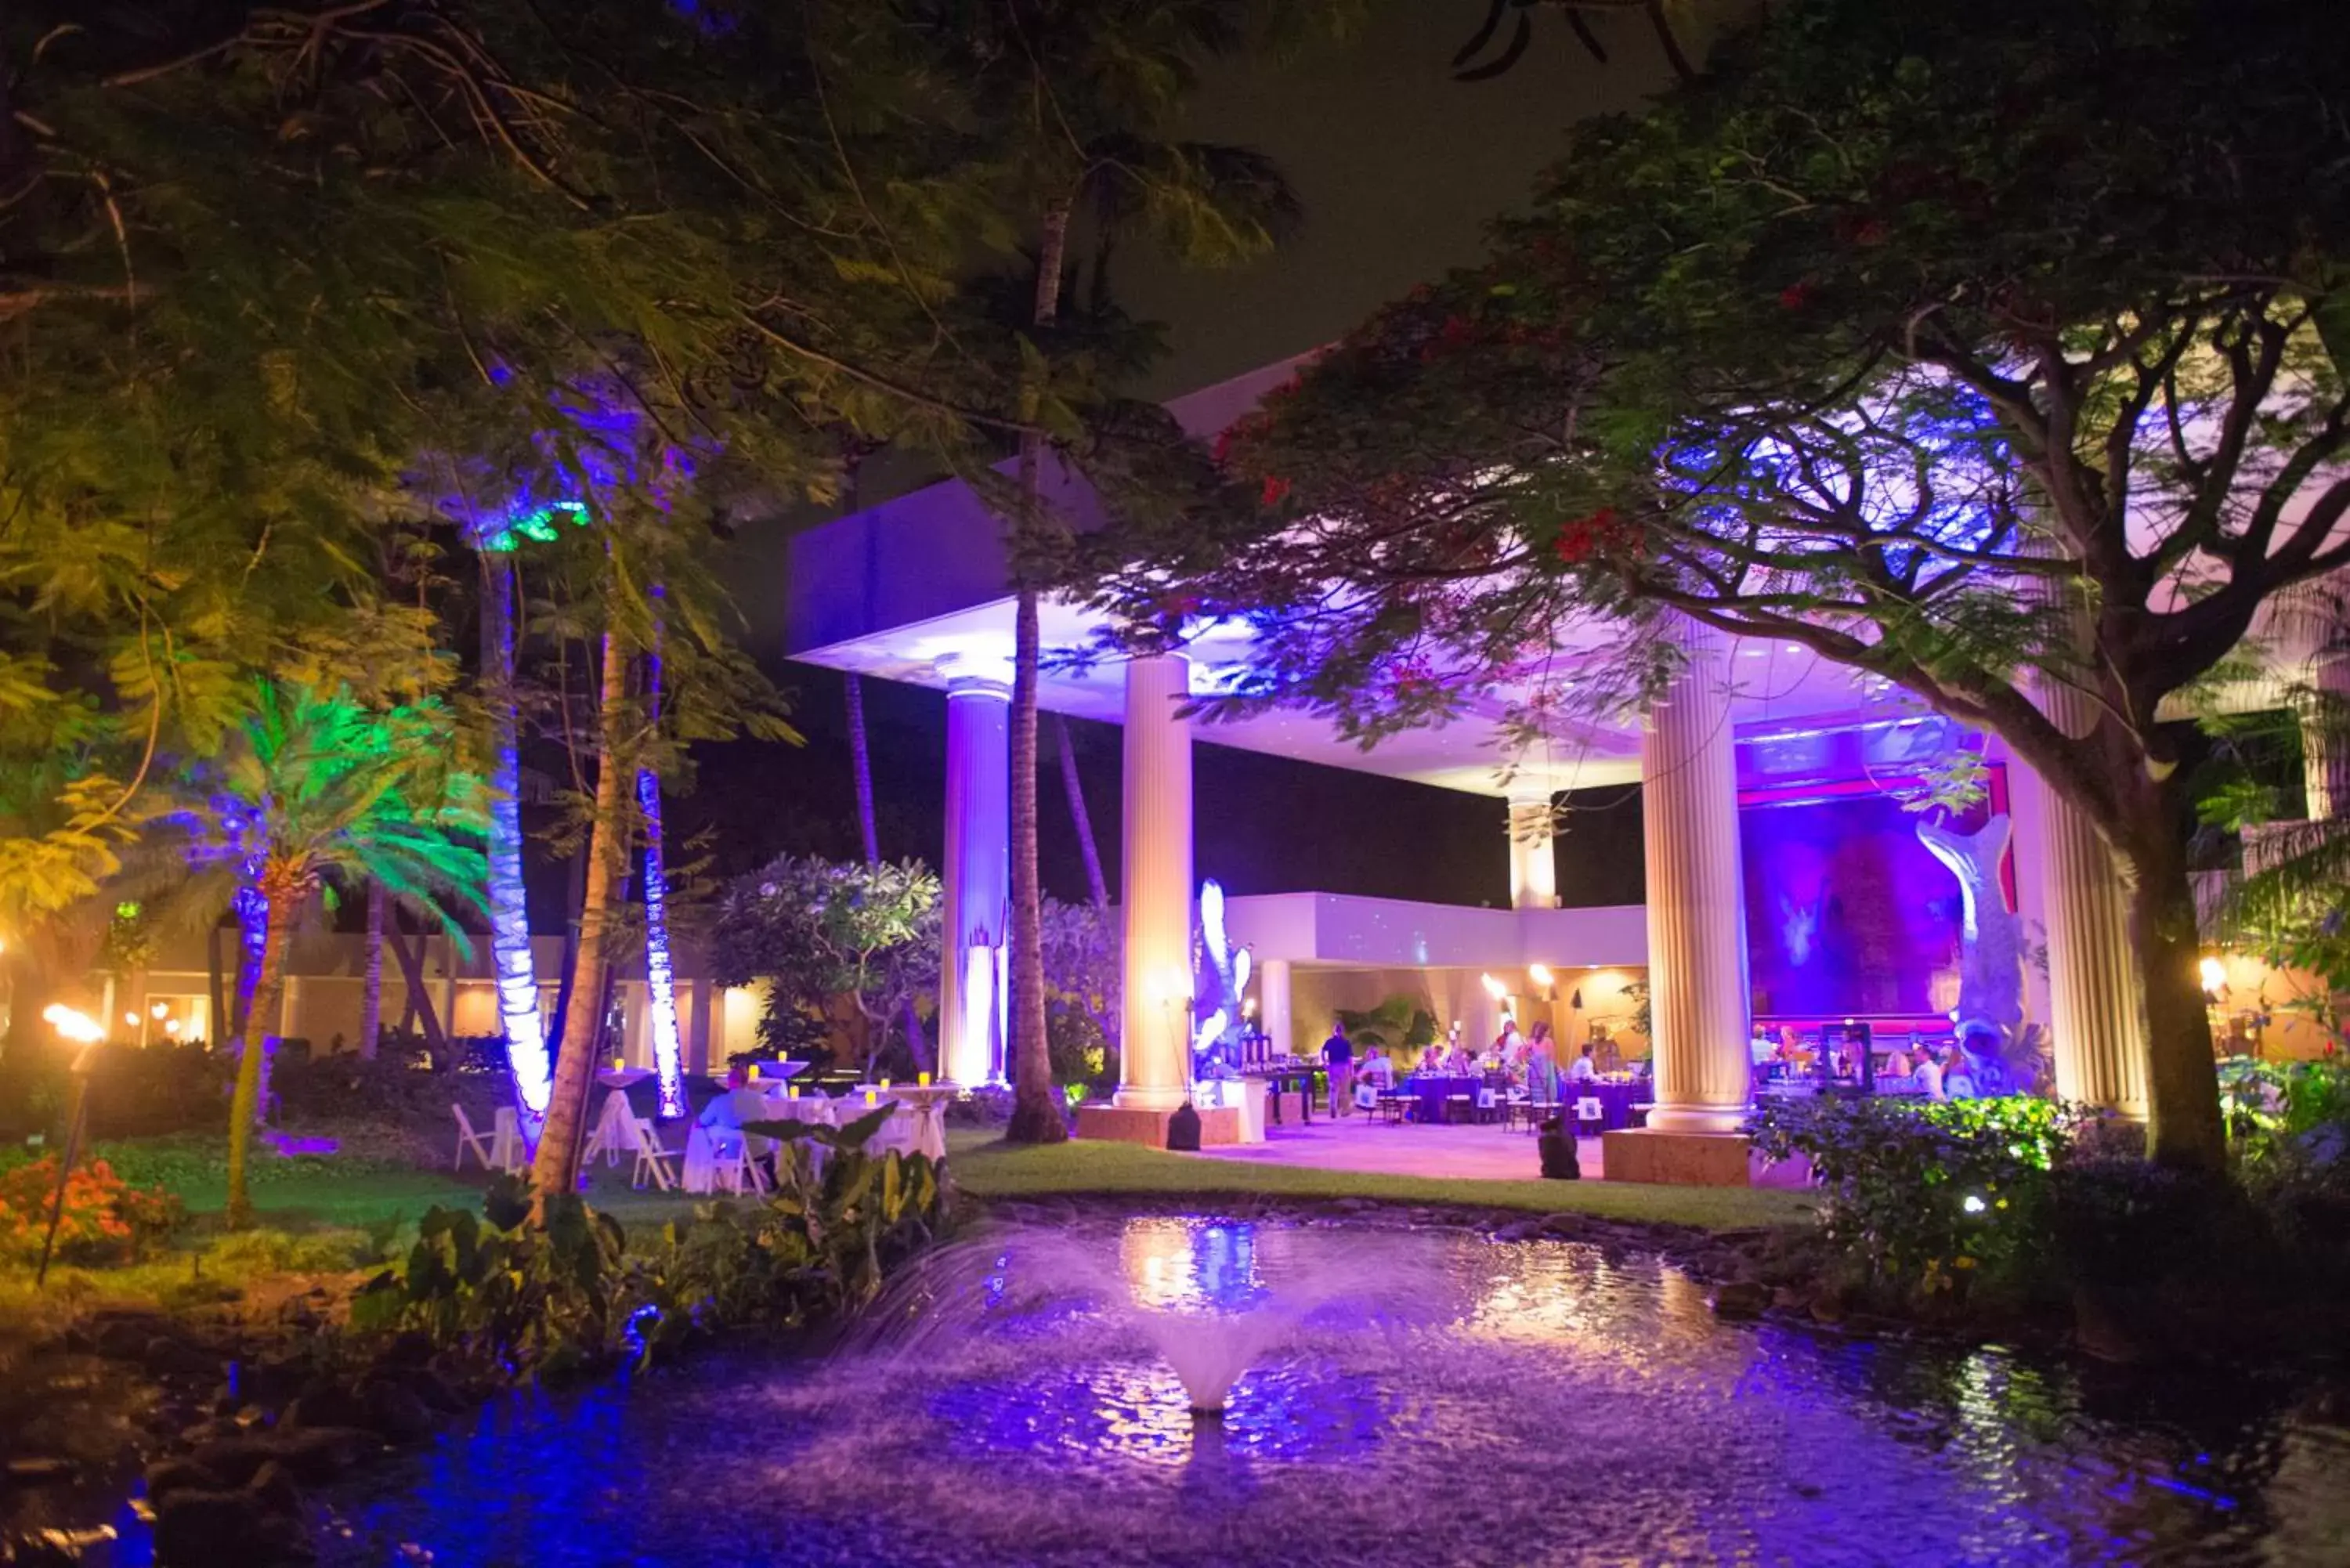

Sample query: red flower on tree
[1260,475,1292,508]
[1778,281,1814,311]
[1553,506,1640,565]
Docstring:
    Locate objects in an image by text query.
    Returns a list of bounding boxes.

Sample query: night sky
[682,4,1700,913]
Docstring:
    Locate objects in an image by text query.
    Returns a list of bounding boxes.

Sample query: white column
[2032,674,2151,1116]
[2301,649,2350,822]
[938,656,1011,1087]
[1508,791,1560,910]
[1640,620,1752,1133]
[1258,958,1292,1057]
[1118,653,1195,1111]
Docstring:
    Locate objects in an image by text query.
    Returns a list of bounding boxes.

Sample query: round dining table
[839,1086,953,1162]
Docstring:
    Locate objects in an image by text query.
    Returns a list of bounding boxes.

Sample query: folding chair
[452,1104,497,1172]
[490,1107,527,1173]
[630,1116,680,1191]
[713,1134,769,1196]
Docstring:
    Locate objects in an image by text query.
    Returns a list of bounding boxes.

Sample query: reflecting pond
[307,1216,2348,1566]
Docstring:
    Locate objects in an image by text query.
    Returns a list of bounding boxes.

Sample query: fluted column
[2301,649,2350,823]
[2033,672,2150,1117]
[938,656,1010,1087]
[1640,620,1752,1133]
[1258,957,1292,1057]
[1508,791,1560,910]
[1118,653,1195,1111]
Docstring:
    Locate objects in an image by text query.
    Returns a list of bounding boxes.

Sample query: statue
[1192,880,1251,1079]
[1916,812,2026,1034]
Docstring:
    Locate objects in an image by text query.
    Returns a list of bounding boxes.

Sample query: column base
[1112,1085,1191,1114]
[1075,1103,1240,1149]
[1643,1103,1751,1136]
[1601,1129,1752,1187]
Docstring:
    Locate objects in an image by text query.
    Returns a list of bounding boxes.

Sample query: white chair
[490,1107,526,1172]
[452,1104,496,1172]
[1574,1096,1606,1139]
[712,1134,769,1195]
[630,1117,680,1191]
[581,1090,638,1168]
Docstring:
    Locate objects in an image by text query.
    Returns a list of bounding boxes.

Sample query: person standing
[1323,1017,1354,1117]
[1527,1021,1559,1105]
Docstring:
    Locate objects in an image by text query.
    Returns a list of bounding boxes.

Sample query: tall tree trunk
[224,884,294,1230]
[1006,201,1073,1145]
[846,671,933,1072]
[532,631,634,1215]
[231,883,266,1037]
[479,547,551,1128]
[360,880,385,1060]
[2119,812,2228,1170]
[639,588,686,1117]
[205,925,227,1050]
[847,674,881,863]
[385,923,450,1059]
[1057,715,1108,912]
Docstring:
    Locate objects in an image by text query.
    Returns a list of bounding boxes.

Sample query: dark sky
[686,4,1708,909]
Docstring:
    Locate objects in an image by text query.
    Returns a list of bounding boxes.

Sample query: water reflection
[306,1216,2350,1568]
[1119,1217,1267,1312]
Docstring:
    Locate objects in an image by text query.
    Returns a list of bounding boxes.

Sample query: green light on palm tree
[478,499,591,553]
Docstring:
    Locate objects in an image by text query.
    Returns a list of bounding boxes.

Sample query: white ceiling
[795,592,1935,798]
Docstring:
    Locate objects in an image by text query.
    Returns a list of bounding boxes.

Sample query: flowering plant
[0,1158,186,1266]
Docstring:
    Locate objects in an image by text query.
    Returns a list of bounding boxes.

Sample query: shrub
[1747,1095,2081,1302]
[0,1158,186,1266]
[350,1111,946,1375]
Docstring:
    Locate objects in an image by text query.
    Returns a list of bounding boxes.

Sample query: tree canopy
[1082,0,2350,1168]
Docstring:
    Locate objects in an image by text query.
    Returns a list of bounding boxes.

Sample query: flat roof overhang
[784,363,2341,800]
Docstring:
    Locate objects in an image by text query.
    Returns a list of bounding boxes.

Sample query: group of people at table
[1748,1020,2018,1100]
[1315,1016,1613,1120]
[1305,1012,2017,1125]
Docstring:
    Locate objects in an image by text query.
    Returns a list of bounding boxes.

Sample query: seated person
[1567,1043,1600,1083]
[1359,1046,1396,1087]
[697,1068,776,1159]
[1912,1047,1946,1100]
[1940,1046,1978,1100]
[1955,1023,2012,1097]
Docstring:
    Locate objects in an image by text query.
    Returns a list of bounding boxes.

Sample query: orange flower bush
[0,1158,185,1266]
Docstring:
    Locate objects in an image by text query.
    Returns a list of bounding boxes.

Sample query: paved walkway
[1195,1111,1810,1187]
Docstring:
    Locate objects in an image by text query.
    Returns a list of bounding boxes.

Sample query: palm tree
[168,681,488,1228]
[933,0,1300,1142]
[531,629,635,1214]
[360,878,386,1059]
[638,589,687,1117]
[472,526,556,1129]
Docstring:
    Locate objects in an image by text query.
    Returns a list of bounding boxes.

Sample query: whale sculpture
[1915,812,2025,1031]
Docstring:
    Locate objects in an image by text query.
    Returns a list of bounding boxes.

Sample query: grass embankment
[3,1131,1810,1328]
[944,1132,1813,1230]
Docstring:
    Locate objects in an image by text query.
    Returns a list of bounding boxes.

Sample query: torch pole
[35,1045,98,1288]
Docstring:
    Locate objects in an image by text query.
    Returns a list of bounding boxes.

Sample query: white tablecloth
[583,1089,645,1167]
[838,1087,950,1162]
[1195,1078,1267,1143]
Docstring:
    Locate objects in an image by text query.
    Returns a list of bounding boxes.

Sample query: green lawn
[3,1136,1809,1331]
[167,1166,702,1234]
[53,1132,1808,1273]
[944,1131,1813,1231]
